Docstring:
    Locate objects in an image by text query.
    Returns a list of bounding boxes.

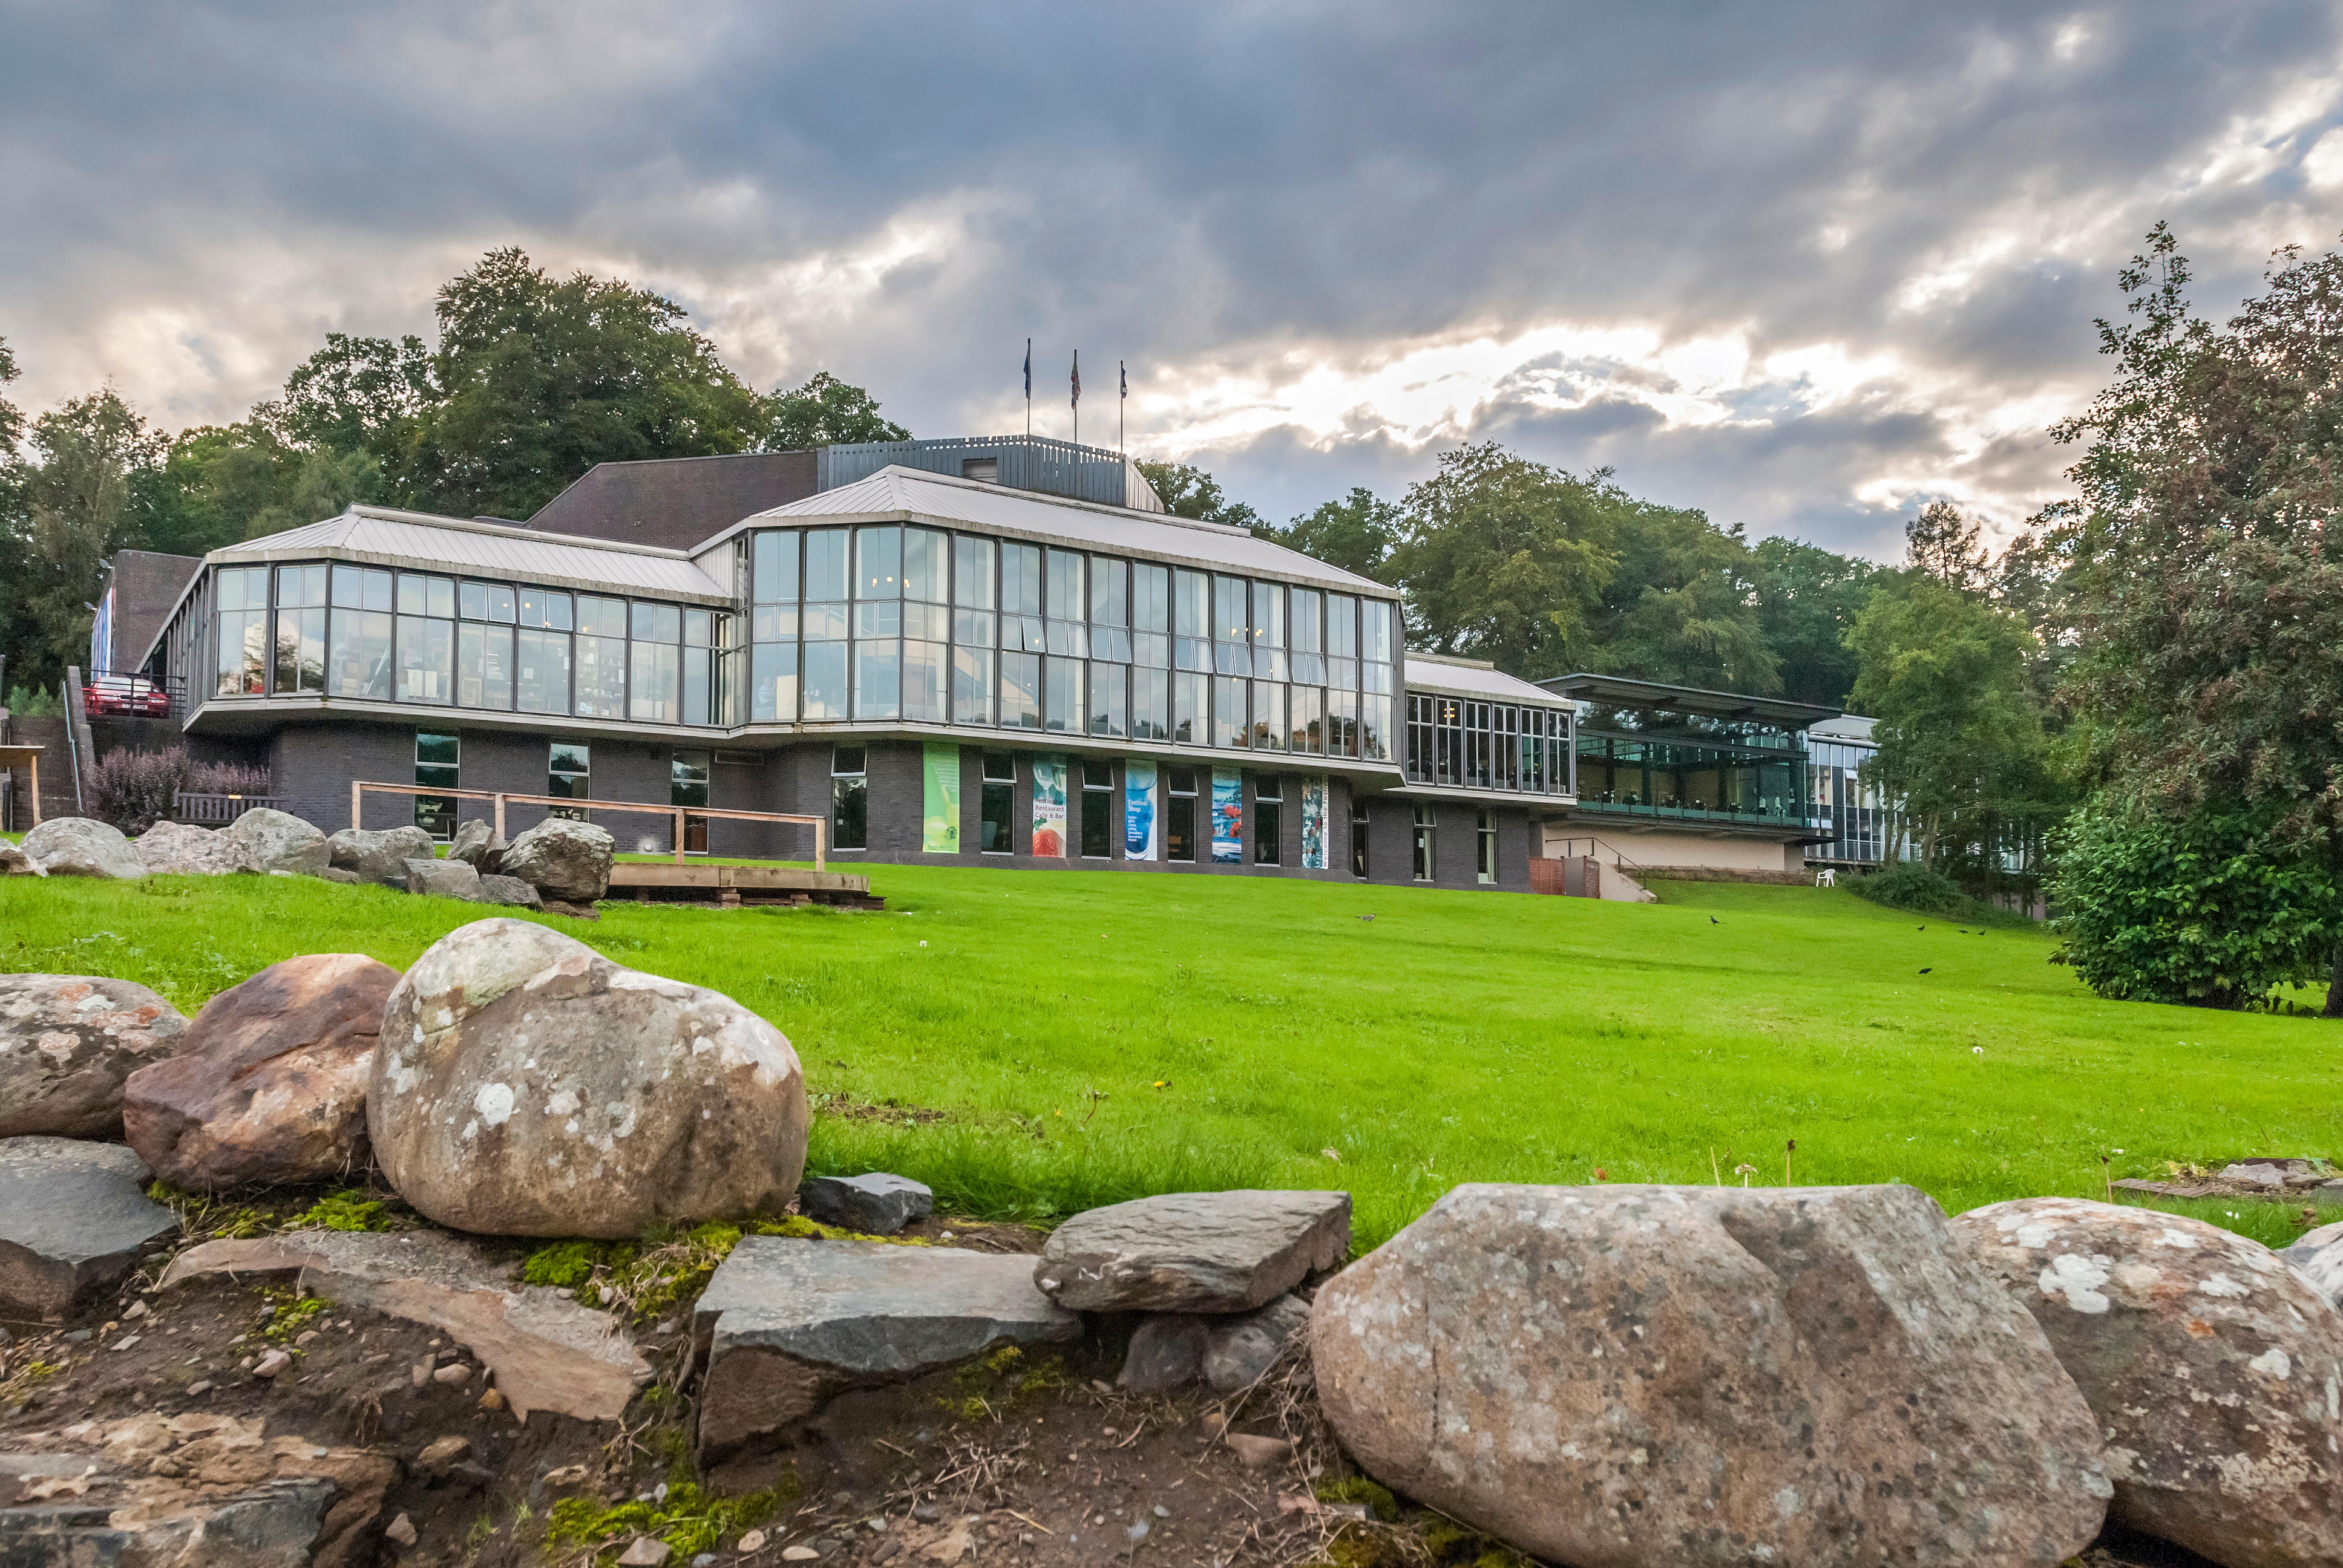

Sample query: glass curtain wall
[1403,695,1573,796]
[1572,705,1807,826]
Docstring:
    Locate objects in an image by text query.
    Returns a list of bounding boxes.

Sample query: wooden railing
[347,782,827,872]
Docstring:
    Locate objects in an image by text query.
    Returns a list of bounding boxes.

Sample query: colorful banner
[1124,758,1160,861]
[1210,768,1243,864]
[1031,753,1069,858]
[1300,774,1328,870]
[922,742,960,853]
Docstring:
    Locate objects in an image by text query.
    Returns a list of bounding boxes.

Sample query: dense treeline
[0,248,909,694]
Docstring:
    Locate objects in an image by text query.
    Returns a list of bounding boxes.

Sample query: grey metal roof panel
[1404,656,1566,705]
[733,467,1394,595]
[217,508,732,601]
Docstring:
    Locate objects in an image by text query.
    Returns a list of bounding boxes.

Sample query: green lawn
[5,865,2338,1250]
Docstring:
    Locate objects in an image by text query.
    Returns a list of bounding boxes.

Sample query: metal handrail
[349,781,828,871]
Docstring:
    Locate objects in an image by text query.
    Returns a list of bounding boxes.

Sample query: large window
[803,529,850,720]
[215,566,270,696]
[753,529,800,723]
[395,573,456,704]
[673,750,709,854]
[952,535,996,726]
[460,581,518,711]
[831,745,868,851]
[416,731,459,839]
[518,590,574,715]
[329,566,394,699]
[1412,802,1435,882]
[629,603,682,722]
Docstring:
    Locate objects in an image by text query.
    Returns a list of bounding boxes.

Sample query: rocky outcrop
[0,1414,396,1568]
[1035,1191,1350,1312]
[695,1236,1080,1455]
[159,1226,650,1421]
[0,1137,177,1320]
[0,973,188,1138]
[326,825,434,887]
[1312,1183,2111,1568]
[370,918,808,1238]
[447,818,496,868]
[477,873,542,909]
[403,857,483,901]
[122,953,396,1191]
[800,1172,934,1235]
[497,818,614,902]
[225,807,330,877]
[0,842,42,877]
[19,816,144,879]
[1954,1197,2343,1568]
[133,820,258,875]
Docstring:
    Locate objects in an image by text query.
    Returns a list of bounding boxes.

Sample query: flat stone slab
[158,1227,648,1421]
[696,1236,1079,1454]
[0,1137,175,1320]
[1035,1190,1350,1313]
[799,1172,933,1235]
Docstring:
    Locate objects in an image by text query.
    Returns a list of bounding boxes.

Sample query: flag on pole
[1023,339,1031,398]
[1120,361,1127,400]
[1070,351,1081,405]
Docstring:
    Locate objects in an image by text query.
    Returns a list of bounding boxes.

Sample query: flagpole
[1024,337,1031,437]
[1119,359,1126,458]
[1072,350,1080,447]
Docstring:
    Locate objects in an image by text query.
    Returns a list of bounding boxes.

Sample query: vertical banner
[922,742,960,853]
[1031,753,1069,857]
[1211,768,1244,863]
[1124,758,1160,861]
[1300,774,1328,869]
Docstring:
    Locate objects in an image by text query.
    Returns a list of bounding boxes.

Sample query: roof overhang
[1539,673,1840,728]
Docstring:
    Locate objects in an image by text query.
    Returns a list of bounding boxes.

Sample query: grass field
[4,863,2339,1251]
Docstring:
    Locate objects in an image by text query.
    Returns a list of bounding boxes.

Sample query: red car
[84,676,171,717]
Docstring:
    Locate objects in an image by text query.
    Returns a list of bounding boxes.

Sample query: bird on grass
[1357,913,1376,922]
[1709,916,1720,925]
[1919,967,1933,974]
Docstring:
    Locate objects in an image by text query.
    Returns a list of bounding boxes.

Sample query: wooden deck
[606,862,882,909]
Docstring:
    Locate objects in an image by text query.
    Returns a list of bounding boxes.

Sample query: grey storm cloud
[4,0,2342,555]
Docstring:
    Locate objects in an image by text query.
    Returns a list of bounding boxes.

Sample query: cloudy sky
[5,2,2342,558]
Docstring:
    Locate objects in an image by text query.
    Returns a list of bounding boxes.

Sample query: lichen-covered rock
[1313,1183,2111,1568]
[122,953,396,1191]
[1954,1197,2343,1568]
[370,918,808,1238]
[21,815,144,878]
[327,825,434,887]
[133,819,258,875]
[403,857,483,901]
[446,818,497,868]
[0,974,188,1137]
[497,818,613,901]
[225,808,329,876]
[476,873,542,909]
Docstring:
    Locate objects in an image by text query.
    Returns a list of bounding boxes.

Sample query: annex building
[122,437,1584,890]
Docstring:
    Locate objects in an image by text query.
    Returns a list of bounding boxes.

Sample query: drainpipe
[63,666,96,815]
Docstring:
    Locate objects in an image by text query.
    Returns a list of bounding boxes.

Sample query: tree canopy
[762,370,911,451]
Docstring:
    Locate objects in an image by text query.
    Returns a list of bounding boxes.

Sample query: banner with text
[1032,753,1069,858]
[922,742,960,853]
[1124,759,1160,861]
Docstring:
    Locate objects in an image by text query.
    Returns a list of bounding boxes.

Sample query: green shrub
[2048,802,2342,1008]
[1848,864,1970,916]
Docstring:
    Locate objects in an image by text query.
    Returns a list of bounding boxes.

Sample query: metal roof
[712,466,1394,596]
[1540,672,1841,728]
[1403,655,1567,706]
[216,507,733,602]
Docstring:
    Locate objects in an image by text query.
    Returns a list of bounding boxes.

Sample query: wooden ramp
[607,863,882,910]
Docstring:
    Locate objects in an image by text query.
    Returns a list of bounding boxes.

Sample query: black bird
[1709,916,1720,925]
[1917,925,1925,930]
[1919,967,1933,974]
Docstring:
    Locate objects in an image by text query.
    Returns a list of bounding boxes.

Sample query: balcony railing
[84,670,185,721]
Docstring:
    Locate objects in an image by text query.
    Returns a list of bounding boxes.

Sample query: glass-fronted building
[137,448,1579,890]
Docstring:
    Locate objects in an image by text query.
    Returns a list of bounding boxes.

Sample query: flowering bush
[91,748,272,835]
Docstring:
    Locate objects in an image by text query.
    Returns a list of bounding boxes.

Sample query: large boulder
[0,841,44,877]
[497,818,614,902]
[446,818,496,868]
[225,807,330,877]
[0,974,189,1138]
[2279,1218,2343,1308]
[369,918,808,1238]
[1312,1183,2111,1568]
[1035,1190,1350,1312]
[122,953,396,1191]
[403,857,483,901]
[477,873,542,909]
[695,1236,1080,1455]
[326,825,434,887]
[0,1137,178,1319]
[20,816,143,879]
[133,820,258,875]
[1953,1197,2343,1567]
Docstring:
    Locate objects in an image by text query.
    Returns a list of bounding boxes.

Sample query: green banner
[922,742,960,852]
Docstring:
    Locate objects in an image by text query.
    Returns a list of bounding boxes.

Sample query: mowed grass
[4,864,2339,1250]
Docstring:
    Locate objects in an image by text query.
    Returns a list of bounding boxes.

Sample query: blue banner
[1211,768,1242,864]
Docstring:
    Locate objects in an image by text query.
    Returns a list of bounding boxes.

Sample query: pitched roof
[526,451,819,549]
[1403,654,1563,705]
[214,507,732,601]
[722,466,1392,594]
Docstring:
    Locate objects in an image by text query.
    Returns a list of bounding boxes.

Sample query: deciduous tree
[761,370,909,451]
